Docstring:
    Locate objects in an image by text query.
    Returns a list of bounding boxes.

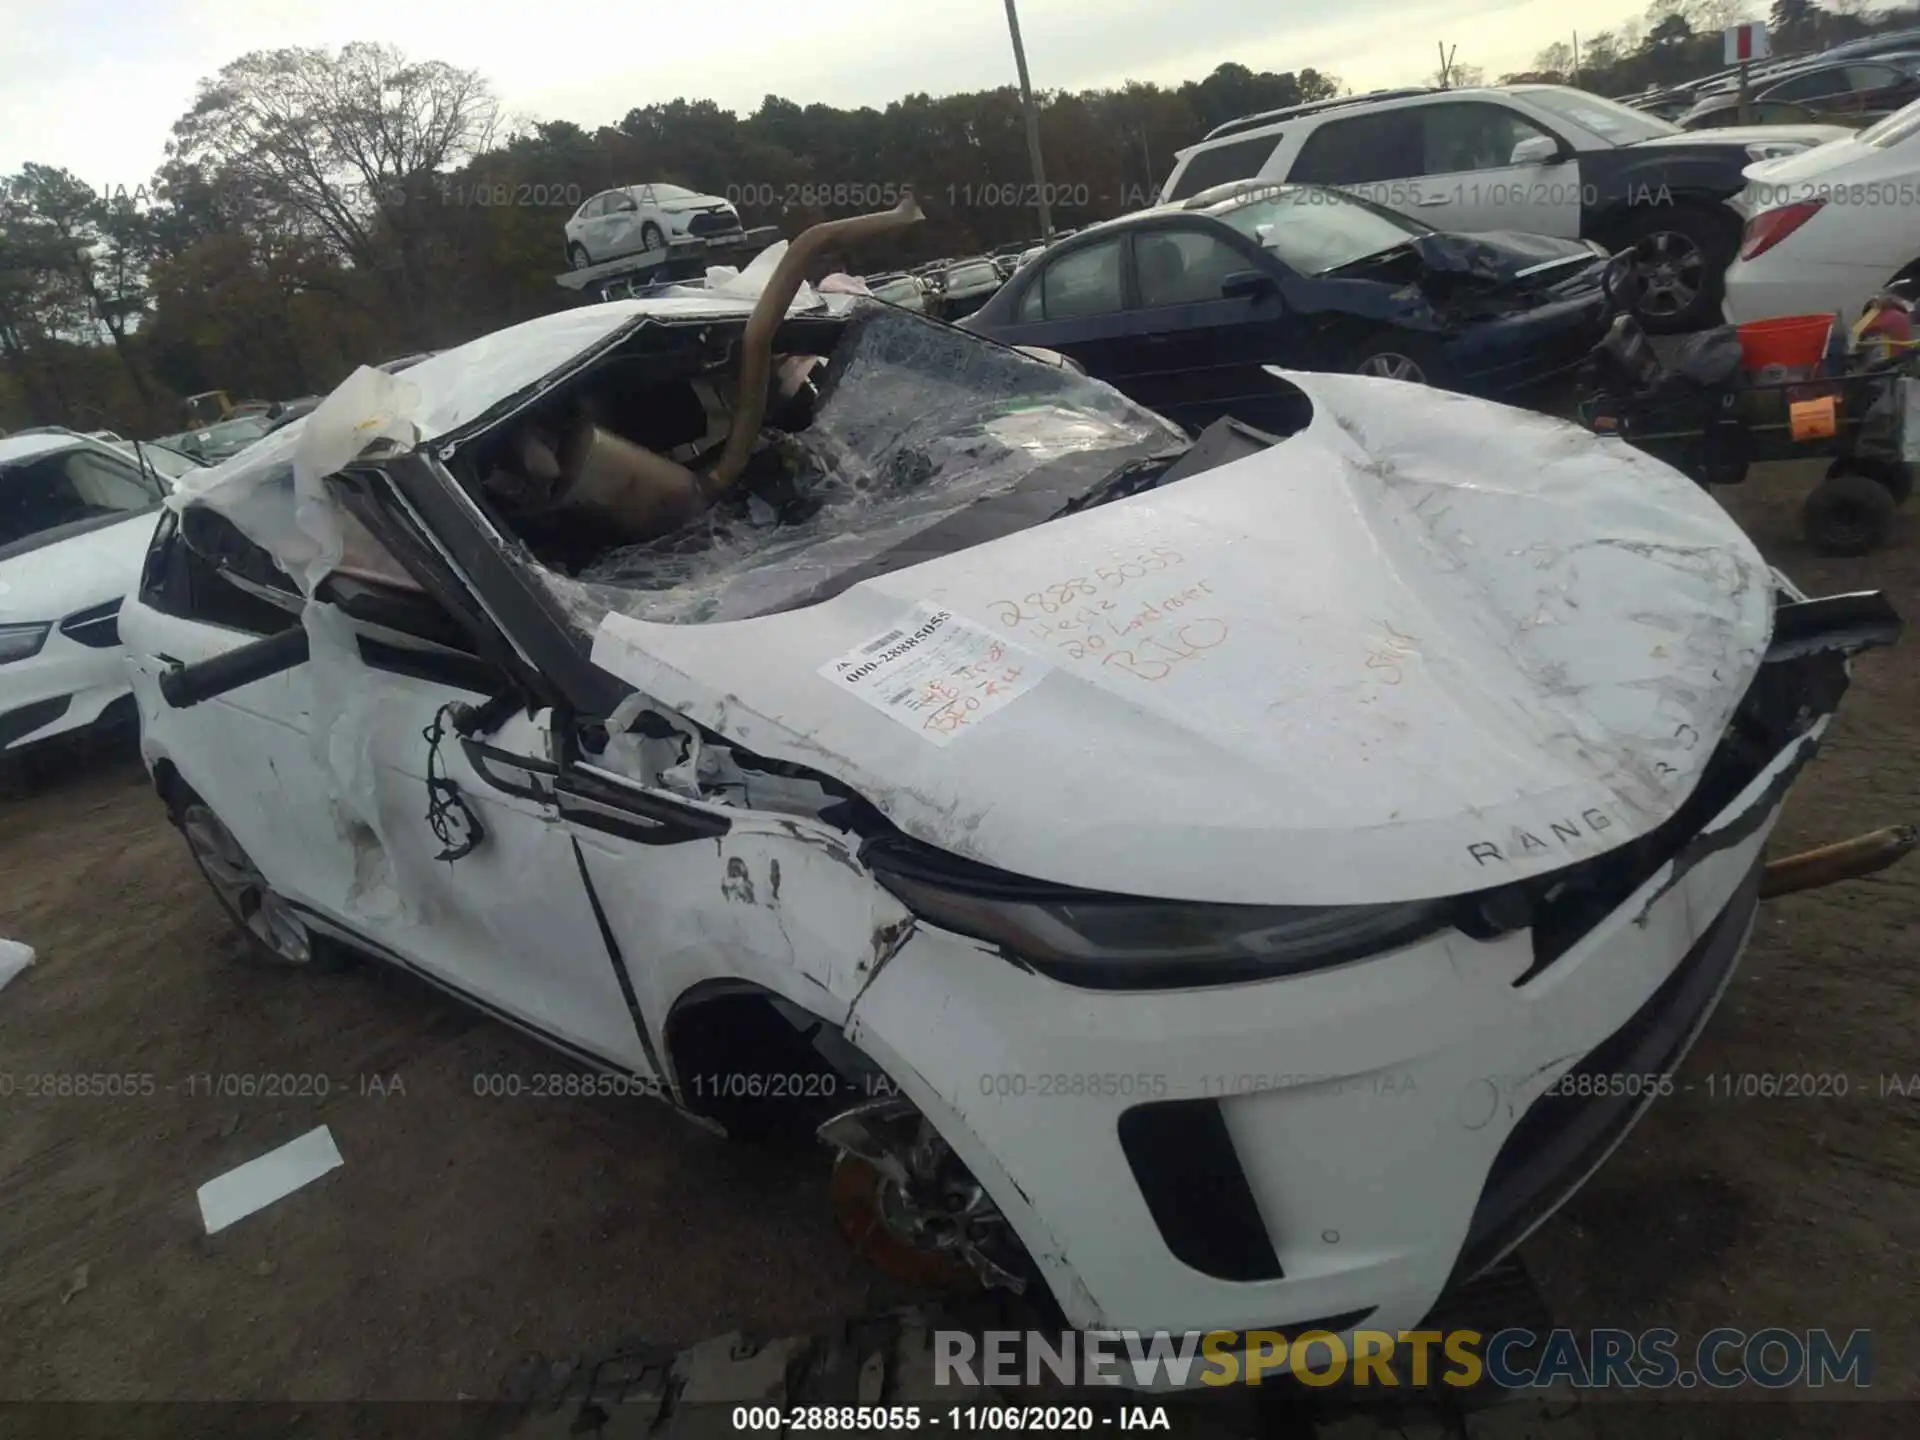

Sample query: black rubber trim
[285,900,648,1080]
[1452,859,1761,1285]
[0,695,72,750]
[555,764,732,845]
[1766,590,1903,661]
[569,837,667,1081]
[354,636,503,695]
[456,736,557,803]
[1117,1098,1285,1282]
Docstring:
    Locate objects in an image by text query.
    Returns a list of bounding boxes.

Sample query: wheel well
[662,981,860,1141]
[1592,196,1740,255]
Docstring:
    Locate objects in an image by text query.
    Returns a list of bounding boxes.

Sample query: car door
[371,451,902,1103]
[127,480,664,1081]
[1843,62,1914,116]
[989,235,1136,383]
[315,470,666,1076]
[574,193,613,255]
[124,508,376,928]
[1401,100,1583,237]
[601,190,643,258]
[1121,222,1296,432]
[1765,67,1854,114]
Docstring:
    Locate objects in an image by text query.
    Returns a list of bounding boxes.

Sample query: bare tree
[8,165,155,409]
[168,43,499,336]
[1534,41,1577,77]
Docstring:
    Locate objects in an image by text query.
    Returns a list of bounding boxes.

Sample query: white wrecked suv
[122,207,1905,1365]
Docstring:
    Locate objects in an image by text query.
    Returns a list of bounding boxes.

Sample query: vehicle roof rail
[1200,87,1437,142]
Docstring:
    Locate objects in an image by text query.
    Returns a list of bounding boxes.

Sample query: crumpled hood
[0,511,157,624]
[590,373,1774,906]
[1403,230,1603,285]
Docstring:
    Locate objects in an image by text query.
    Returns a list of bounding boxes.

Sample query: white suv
[1159,84,1850,330]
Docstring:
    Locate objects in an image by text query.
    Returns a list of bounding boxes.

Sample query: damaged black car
[960,182,1615,433]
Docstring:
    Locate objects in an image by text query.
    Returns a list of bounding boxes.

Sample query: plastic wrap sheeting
[541,310,1183,627]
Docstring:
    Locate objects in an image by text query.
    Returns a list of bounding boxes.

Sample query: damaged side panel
[568,804,916,1083]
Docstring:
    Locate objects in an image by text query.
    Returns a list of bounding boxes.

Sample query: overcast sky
[5,0,1664,189]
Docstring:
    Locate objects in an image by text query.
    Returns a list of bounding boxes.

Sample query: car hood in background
[0,509,159,622]
[1630,123,1853,150]
[655,195,735,212]
[591,372,1775,906]
[1740,134,1878,182]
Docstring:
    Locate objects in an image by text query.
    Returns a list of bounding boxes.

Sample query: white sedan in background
[1723,100,1920,321]
[563,183,744,270]
[0,431,167,757]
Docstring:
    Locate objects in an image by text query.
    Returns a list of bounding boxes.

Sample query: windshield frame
[1520,85,1683,144]
[0,440,166,552]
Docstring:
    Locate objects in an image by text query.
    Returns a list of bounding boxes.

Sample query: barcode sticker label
[819,605,1052,746]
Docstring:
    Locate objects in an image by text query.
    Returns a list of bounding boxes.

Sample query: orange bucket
[1737,314,1832,371]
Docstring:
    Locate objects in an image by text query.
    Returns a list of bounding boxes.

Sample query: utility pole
[1572,31,1581,87]
[1003,0,1055,241]
[1437,41,1456,90]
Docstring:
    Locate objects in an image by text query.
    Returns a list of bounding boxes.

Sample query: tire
[1348,333,1453,389]
[1613,204,1737,335]
[1835,455,1914,505]
[1802,469,1896,556]
[639,221,666,252]
[567,242,592,271]
[174,791,349,971]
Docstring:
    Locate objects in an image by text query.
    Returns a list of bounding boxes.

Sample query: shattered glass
[538,309,1183,627]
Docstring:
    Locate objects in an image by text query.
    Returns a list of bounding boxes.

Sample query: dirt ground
[0,458,1915,1423]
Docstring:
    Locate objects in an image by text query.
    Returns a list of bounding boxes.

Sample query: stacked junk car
[119,199,1914,1365]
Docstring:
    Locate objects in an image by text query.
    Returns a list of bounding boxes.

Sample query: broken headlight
[0,622,52,665]
[868,845,1449,989]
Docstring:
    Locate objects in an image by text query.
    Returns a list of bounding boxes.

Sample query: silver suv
[1158,84,1849,330]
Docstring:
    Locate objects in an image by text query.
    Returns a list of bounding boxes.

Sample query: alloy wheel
[1357,352,1428,383]
[1628,230,1704,320]
[181,804,312,966]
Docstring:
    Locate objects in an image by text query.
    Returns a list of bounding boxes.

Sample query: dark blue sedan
[960,183,1615,435]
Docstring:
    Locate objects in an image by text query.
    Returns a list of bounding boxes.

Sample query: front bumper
[1722,251,1896,325]
[1447,283,1612,397]
[0,622,133,753]
[842,647,1827,1347]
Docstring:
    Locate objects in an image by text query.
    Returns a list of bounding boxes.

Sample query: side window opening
[1165,134,1283,202]
[1133,228,1252,308]
[1289,111,1422,185]
[1419,102,1557,174]
[1040,238,1126,320]
[0,448,160,549]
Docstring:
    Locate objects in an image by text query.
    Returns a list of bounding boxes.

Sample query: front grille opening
[1118,1099,1284,1282]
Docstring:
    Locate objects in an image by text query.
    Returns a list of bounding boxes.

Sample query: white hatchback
[1,431,169,756]
[120,286,1902,1366]
[1723,99,1920,321]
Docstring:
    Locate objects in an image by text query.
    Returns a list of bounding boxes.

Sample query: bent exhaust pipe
[703,195,926,497]
[1760,824,1916,899]
[562,197,926,541]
